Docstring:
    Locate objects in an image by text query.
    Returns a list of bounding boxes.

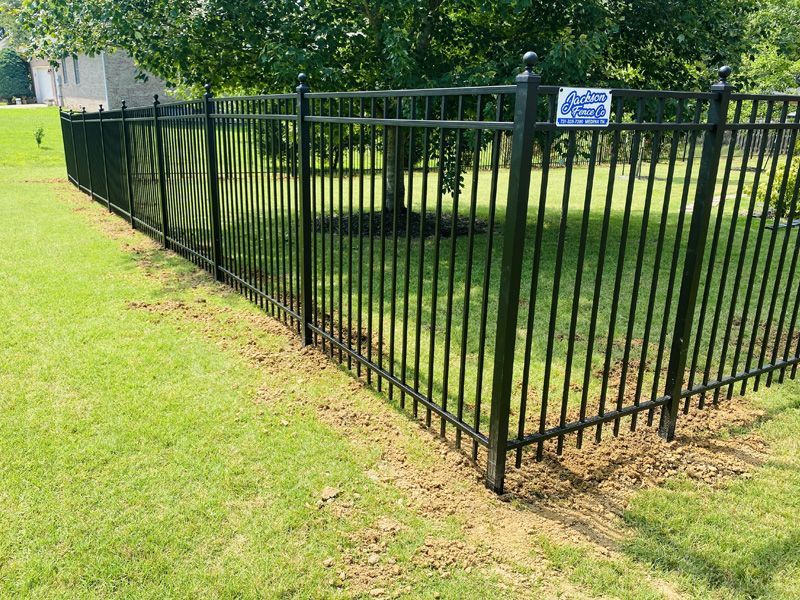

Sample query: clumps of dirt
[124,292,769,561]
[56,184,149,245]
[334,520,491,597]
[23,177,68,184]
[412,536,489,575]
[501,401,767,551]
[315,210,488,239]
[125,298,307,376]
[333,518,409,594]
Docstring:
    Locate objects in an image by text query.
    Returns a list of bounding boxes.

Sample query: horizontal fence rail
[60,56,800,493]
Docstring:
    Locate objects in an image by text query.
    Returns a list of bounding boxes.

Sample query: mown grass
[11,106,800,600]
[624,380,800,599]
[0,107,516,598]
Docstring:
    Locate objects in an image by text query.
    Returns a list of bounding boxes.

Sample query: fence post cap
[297,72,309,93]
[711,65,734,92]
[522,51,538,72]
[81,106,86,113]
[153,94,160,106]
[121,100,127,110]
[98,104,104,112]
[204,83,212,97]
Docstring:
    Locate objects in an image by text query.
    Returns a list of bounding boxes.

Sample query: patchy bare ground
[118,293,767,596]
[61,183,772,598]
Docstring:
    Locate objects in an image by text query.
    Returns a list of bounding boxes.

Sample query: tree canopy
[2,0,769,95]
[738,0,800,92]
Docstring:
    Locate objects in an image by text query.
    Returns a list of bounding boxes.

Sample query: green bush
[754,155,800,218]
[0,48,32,101]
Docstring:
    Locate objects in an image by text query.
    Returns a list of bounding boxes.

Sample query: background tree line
[2,0,798,95]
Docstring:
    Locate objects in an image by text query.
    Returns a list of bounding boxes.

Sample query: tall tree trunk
[384,126,406,214]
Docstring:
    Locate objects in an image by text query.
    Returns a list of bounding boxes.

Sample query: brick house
[28,51,169,110]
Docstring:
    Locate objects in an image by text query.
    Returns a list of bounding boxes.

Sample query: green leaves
[3,0,774,96]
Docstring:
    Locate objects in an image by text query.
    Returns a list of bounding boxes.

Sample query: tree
[7,0,757,207]
[0,0,21,46]
[0,48,32,100]
[738,0,800,92]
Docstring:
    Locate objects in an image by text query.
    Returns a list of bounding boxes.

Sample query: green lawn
[0,108,514,598]
[3,106,800,599]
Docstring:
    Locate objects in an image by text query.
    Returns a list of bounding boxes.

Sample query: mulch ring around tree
[314,210,488,239]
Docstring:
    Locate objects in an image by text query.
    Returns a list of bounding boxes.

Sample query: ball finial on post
[297,72,309,94]
[718,65,732,84]
[204,83,212,96]
[153,94,160,106]
[99,104,104,112]
[121,100,127,110]
[522,51,538,73]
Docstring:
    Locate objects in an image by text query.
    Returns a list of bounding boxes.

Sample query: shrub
[754,155,800,218]
[34,126,44,147]
[0,48,32,101]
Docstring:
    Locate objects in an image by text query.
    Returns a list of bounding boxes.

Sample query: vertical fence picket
[120,101,136,229]
[81,107,93,199]
[659,68,734,439]
[485,52,541,493]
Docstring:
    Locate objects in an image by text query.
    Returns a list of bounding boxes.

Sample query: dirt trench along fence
[61,53,800,493]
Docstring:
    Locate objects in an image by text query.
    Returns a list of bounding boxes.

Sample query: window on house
[61,57,68,85]
[72,55,80,85]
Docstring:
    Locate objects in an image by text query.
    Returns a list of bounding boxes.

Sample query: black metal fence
[60,54,800,492]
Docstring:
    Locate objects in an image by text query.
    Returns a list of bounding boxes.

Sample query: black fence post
[659,66,733,440]
[81,107,93,199]
[152,94,169,248]
[68,109,78,184]
[485,52,541,493]
[120,101,136,229]
[296,73,314,346]
[202,84,224,282]
[59,107,68,180]
[98,104,111,211]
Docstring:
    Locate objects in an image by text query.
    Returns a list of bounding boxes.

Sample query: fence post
[81,107,93,200]
[59,107,68,180]
[659,66,733,440]
[296,73,314,346]
[98,104,111,211]
[485,52,541,493]
[152,94,170,248]
[120,101,136,229]
[202,84,224,282]
[68,109,78,185]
